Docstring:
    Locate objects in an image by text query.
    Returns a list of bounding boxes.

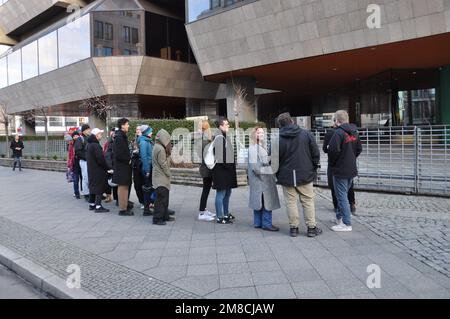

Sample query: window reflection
[0,57,7,88]
[22,41,38,81]
[38,31,58,75]
[58,14,91,67]
[7,50,22,85]
[93,11,143,57]
[187,0,247,22]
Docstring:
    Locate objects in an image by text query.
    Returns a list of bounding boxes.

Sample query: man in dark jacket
[212,118,238,224]
[275,112,322,238]
[74,124,91,201]
[104,129,117,205]
[328,110,363,232]
[10,134,24,171]
[323,122,356,215]
[113,118,133,216]
[86,129,109,213]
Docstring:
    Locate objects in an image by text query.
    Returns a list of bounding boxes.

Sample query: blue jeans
[254,208,273,229]
[215,189,232,219]
[73,168,81,197]
[333,177,353,226]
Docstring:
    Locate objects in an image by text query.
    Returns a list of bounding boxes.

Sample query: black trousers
[133,167,144,204]
[153,187,170,223]
[89,194,103,207]
[199,177,213,211]
[327,167,355,209]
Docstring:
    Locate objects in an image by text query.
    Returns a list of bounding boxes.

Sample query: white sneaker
[331,224,352,232]
[140,205,145,210]
[198,213,215,222]
[330,218,343,225]
[205,210,216,218]
[200,210,216,218]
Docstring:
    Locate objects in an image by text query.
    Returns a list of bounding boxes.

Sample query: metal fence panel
[1,125,449,196]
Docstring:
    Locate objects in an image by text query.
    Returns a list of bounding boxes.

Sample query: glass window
[131,27,139,44]
[123,26,131,43]
[38,31,58,75]
[0,57,7,88]
[93,11,143,57]
[21,41,38,81]
[103,47,113,56]
[65,117,78,127]
[105,23,113,40]
[49,116,63,127]
[58,14,91,67]
[188,0,209,22]
[94,20,104,39]
[0,44,10,55]
[7,49,22,85]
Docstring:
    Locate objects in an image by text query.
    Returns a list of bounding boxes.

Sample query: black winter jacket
[112,130,132,186]
[86,134,108,195]
[327,124,363,179]
[10,140,24,157]
[74,134,88,161]
[276,124,320,187]
[212,132,238,190]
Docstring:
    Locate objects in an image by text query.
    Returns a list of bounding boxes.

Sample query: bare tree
[0,102,11,157]
[81,88,116,133]
[230,77,259,131]
[24,104,50,158]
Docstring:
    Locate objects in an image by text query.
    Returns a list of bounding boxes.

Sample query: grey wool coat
[247,144,281,212]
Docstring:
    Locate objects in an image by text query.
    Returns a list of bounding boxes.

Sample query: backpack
[204,142,215,170]
[204,135,226,170]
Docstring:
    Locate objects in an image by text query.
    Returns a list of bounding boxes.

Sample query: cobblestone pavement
[316,188,450,278]
[1,167,450,299]
[0,264,46,299]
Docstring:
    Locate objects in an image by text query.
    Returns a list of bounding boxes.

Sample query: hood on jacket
[280,124,302,138]
[87,134,100,144]
[156,129,171,147]
[138,135,152,144]
[338,123,358,136]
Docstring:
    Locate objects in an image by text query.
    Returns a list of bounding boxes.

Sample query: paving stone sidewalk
[1,167,449,299]
[316,189,450,279]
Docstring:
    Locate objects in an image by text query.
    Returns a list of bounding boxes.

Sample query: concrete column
[226,76,257,123]
[23,119,36,136]
[88,114,106,131]
[440,66,450,125]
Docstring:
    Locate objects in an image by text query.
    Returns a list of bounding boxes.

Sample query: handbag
[66,168,74,183]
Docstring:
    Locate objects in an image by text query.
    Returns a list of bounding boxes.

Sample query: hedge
[126,119,266,141]
[3,135,64,141]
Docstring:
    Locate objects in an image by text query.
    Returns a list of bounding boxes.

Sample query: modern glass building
[185,0,450,127]
[1,0,450,132]
[0,0,229,134]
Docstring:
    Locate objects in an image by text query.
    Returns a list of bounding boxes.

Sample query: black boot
[119,210,134,216]
[95,206,110,213]
[143,205,153,216]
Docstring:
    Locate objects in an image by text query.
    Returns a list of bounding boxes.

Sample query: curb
[0,244,97,299]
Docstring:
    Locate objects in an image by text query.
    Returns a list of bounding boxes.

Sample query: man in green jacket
[152,129,175,225]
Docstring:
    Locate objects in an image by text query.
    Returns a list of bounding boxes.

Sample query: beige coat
[152,129,171,190]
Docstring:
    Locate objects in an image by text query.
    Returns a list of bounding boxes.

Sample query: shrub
[36,155,41,160]
[0,154,5,158]
[31,156,35,160]
[53,155,58,161]
[127,119,266,141]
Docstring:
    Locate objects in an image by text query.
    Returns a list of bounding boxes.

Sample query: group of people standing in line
[67,118,175,225]
[65,109,362,236]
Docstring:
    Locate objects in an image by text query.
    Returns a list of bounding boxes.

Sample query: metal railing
[1,126,449,196]
[311,125,450,197]
[0,139,67,159]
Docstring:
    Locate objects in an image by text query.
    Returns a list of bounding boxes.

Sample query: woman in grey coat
[248,127,280,231]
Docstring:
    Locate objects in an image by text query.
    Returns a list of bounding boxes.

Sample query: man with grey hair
[275,112,322,238]
[328,110,362,232]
